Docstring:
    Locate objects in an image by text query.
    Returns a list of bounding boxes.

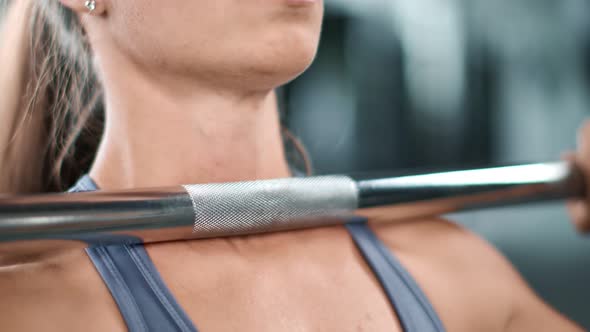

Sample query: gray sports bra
[70,176,445,332]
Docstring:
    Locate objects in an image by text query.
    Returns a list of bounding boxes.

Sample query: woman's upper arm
[506,281,584,332]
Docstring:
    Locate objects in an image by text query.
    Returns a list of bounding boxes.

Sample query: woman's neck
[90,62,291,190]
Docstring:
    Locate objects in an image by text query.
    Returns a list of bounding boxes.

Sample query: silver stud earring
[84,0,96,13]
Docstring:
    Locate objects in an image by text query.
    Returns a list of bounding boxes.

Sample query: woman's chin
[241,38,320,89]
[237,60,313,92]
[260,54,316,86]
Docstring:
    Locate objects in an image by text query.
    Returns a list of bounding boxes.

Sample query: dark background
[284,0,590,328]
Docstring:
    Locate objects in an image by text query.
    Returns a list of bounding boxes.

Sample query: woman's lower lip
[285,0,318,6]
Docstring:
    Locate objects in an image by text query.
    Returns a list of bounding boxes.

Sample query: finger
[577,120,590,162]
[566,200,590,233]
[560,151,576,162]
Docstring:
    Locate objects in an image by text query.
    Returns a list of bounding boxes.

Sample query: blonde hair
[0,0,103,193]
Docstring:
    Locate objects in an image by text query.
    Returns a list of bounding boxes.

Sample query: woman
[0,0,588,331]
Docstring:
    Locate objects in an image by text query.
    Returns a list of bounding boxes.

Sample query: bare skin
[567,121,590,233]
[0,0,585,331]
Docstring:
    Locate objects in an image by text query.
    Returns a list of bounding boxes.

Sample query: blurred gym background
[282,0,590,328]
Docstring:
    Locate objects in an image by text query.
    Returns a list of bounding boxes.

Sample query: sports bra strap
[86,245,198,332]
[346,223,446,332]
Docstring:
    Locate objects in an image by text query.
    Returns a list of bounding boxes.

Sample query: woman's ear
[59,0,106,16]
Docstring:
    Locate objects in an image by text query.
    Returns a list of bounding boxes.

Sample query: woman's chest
[145,231,405,332]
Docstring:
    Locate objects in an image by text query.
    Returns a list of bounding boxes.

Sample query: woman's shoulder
[370,218,520,331]
[0,249,127,331]
[371,218,583,331]
[370,217,516,275]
